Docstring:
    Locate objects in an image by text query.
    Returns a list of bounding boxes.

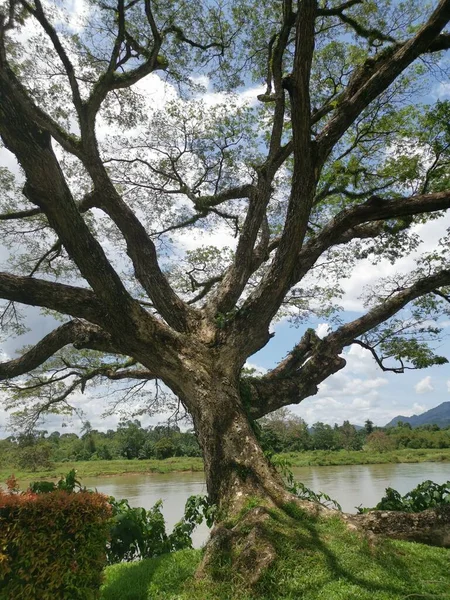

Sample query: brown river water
[83,462,450,548]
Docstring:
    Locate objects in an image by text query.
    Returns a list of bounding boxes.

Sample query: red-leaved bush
[0,483,111,600]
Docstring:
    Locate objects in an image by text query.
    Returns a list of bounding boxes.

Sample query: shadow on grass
[254,504,450,600]
[100,549,200,600]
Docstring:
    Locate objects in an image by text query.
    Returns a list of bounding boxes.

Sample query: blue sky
[251,317,450,427]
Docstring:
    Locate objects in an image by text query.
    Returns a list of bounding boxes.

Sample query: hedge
[0,483,111,600]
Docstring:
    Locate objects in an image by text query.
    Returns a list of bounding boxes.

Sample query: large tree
[1,0,450,561]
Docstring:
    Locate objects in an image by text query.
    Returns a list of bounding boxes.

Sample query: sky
[0,1,449,436]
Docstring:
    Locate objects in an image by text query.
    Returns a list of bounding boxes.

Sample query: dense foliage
[0,477,111,600]
[258,412,450,453]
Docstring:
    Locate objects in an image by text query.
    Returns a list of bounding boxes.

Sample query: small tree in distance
[1,0,450,572]
[365,420,375,436]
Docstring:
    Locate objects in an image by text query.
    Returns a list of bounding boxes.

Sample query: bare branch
[352,339,406,373]
[317,1,363,16]
[0,207,41,220]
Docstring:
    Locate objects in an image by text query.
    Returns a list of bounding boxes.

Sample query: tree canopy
[0,1,450,512]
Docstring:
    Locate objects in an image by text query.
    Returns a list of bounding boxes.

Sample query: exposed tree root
[197,506,277,585]
[345,504,450,547]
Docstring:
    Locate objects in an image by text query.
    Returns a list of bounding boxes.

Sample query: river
[84,462,450,548]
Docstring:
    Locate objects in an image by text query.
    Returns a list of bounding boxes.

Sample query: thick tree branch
[206,2,298,315]
[84,181,198,331]
[0,320,118,380]
[325,270,450,351]
[0,63,157,336]
[237,188,450,361]
[316,0,450,161]
[225,1,318,325]
[0,273,104,324]
[244,350,346,420]
[244,267,450,418]
[291,190,450,284]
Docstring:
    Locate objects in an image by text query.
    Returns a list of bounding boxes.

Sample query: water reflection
[84,462,450,548]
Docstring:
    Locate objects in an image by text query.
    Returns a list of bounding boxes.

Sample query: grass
[279,448,450,467]
[101,550,199,600]
[0,457,204,484]
[100,507,450,600]
[2,448,450,484]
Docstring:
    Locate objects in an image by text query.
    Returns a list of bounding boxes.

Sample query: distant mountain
[385,402,450,428]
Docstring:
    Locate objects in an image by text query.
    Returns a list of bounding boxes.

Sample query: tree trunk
[175,367,330,581]
[346,506,450,547]
[182,373,288,514]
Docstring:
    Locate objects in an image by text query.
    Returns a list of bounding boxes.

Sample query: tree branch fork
[0,1,449,430]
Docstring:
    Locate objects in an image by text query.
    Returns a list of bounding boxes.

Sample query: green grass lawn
[100,508,450,600]
[2,448,450,485]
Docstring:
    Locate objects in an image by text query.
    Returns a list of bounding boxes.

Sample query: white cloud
[447,380,450,393]
[415,376,434,394]
[433,81,450,99]
[351,398,371,409]
[343,344,379,376]
[203,85,266,108]
[244,362,267,375]
[315,323,330,339]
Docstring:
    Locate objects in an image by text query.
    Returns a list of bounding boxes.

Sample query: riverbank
[279,447,450,467]
[2,448,450,484]
[0,456,204,484]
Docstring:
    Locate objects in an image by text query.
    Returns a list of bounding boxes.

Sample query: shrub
[358,480,450,513]
[0,479,111,600]
[107,494,215,564]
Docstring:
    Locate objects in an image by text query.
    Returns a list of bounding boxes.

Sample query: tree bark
[178,367,288,514]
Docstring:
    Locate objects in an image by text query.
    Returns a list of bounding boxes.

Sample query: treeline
[258,410,450,454]
[0,420,202,471]
[1,412,450,472]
